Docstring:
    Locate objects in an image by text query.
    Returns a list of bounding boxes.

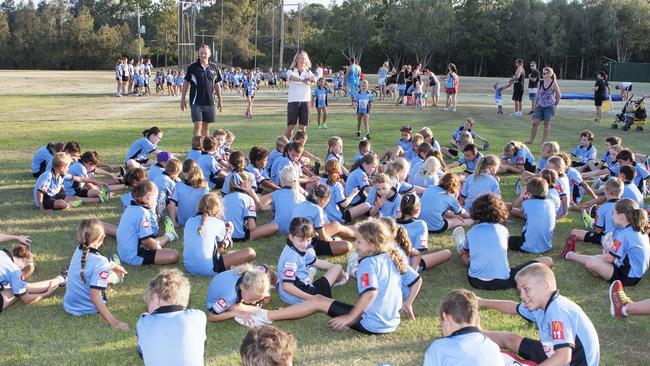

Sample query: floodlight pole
[220,0,224,65]
[254,0,258,68]
[136,4,142,59]
[279,0,284,69]
[271,0,275,70]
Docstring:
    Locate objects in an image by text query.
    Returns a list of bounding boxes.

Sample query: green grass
[1,70,650,365]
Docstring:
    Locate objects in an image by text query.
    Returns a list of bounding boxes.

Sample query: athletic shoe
[365,134,371,140]
[99,188,110,203]
[235,309,272,328]
[560,234,577,259]
[118,166,126,178]
[318,124,323,129]
[346,251,359,278]
[589,204,598,219]
[69,200,83,208]
[515,178,523,196]
[580,209,593,230]
[609,280,631,317]
[451,108,456,112]
[601,231,614,255]
[482,141,490,151]
[452,227,466,255]
[322,123,328,129]
[443,107,448,111]
[356,131,361,137]
[164,216,178,241]
[57,269,68,287]
[333,272,350,288]
[110,253,121,267]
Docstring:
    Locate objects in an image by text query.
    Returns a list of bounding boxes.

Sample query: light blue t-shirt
[183,215,227,277]
[32,145,53,174]
[64,162,92,196]
[320,178,346,223]
[205,270,242,314]
[222,190,257,240]
[291,200,327,230]
[312,86,329,108]
[170,181,209,226]
[610,225,650,279]
[420,185,463,232]
[0,250,27,296]
[521,197,556,253]
[116,203,157,266]
[345,167,370,205]
[356,252,402,333]
[396,219,429,251]
[355,91,373,114]
[572,144,598,164]
[278,242,317,305]
[272,187,306,234]
[63,246,111,316]
[34,169,65,207]
[463,223,510,280]
[423,327,505,366]
[125,137,157,164]
[460,173,501,210]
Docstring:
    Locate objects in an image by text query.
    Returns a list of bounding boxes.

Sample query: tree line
[1,0,649,79]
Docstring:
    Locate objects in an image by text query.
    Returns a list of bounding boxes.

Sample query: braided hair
[76,219,105,284]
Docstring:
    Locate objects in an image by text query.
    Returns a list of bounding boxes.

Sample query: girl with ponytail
[184,193,257,276]
[124,127,166,169]
[565,198,650,287]
[320,159,360,224]
[459,154,501,210]
[63,219,128,330]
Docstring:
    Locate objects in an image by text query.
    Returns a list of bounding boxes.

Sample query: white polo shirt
[286,68,314,103]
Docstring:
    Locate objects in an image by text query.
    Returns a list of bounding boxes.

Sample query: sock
[622,304,629,317]
[165,232,176,241]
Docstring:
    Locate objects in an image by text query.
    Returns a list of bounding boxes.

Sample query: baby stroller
[611,95,646,131]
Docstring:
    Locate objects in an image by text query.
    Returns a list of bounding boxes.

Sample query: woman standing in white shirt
[284,51,316,139]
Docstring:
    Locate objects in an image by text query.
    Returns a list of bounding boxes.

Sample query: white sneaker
[452,108,457,112]
[443,107,448,111]
[601,231,614,255]
[333,272,350,288]
[346,251,359,278]
[514,178,523,196]
[452,227,466,255]
[234,309,272,328]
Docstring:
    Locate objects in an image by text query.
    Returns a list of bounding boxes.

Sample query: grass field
[1,70,649,366]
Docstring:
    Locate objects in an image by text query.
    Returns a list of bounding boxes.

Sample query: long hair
[356,219,407,273]
[77,219,105,284]
[196,193,224,236]
[289,51,312,70]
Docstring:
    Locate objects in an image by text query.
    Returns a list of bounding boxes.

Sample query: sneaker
[322,123,328,129]
[164,216,178,241]
[452,227,466,255]
[365,134,371,140]
[601,231,614,255]
[514,178,523,196]
[443,107,448,111]
[57,269,68,287]
[346,251,359,278]
[69,200,83,208]
[235,309,272,328]
[333,272,350,288]
[451,108,456,112]
[609,280,631,317]
[356,131,361,137]
[580,209,593,230]
[110,253,121,267]
[99,188,110,203]
[118,166,126,178]
[589,204,598,219]
[560,234,577,259]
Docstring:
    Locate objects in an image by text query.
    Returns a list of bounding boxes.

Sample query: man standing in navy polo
[181,45,223,137]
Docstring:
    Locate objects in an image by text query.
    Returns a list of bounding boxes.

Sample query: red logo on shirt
[284,269,295,279]
[99,271,109,280]
[611,240,623,253]
[516,157,525,164]
[217,298,228,310]
[141,219,151,228]
[20,274,26,281]
[248,204,256,212]
[361,273,370,288]
[551,321,565,340]
[556,184,563,193]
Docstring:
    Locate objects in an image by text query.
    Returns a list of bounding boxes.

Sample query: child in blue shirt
[221,151,259,195]
[564,199,650,287]
[571,130,598,171]
[458,194,553,290]
[246,145,280,192]
[278,218,347,305]
[147,151,170,182]
[237,219,407,335]
[116,181,179,266]
[424,289,504,366]
[31,142,63,178]
[311,78,331,128]
[449,117,489,152]
[136,269,206,366]
[223,173,277,241]
[63,219,128,329]
[183,193,256,277]
[446,143,483,175]
[321,159,360,224]
[197,136,225,190]
[266,135,289,176]
[169,160,210,226]
[616,149,650,191]
[153,158,181,217]
[353,139,373,164]
[420,173,473,233]
[34,152,77,210]
[459,155,501,210]
[344,153,377,206]
[243,71,257,119]
[125,127,163,169]
[507,178,556,253]
[186,136,204,162]
[354,80,373,139]
[547,156,571,218]
[619,165,644,207]
[367,173,402,219]
[493,81,512,114]
[498,140,536,174]
[325,136,348,176]
[478,264,600,366]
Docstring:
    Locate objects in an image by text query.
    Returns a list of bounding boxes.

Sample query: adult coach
[180,45,223,137]
[510,59,525,117]
[527,61,541,114]
[345,58,361,106]
[284,51,316,139]
[527,67,561,145]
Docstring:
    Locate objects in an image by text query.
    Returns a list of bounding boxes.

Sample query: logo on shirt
[99,271,109,280]
[555,184,563,193]
[20,274,26,281]
[216,297,228,312]
[284,261,297,279]
[516,157,525,164]
[611,240,623,253]
[248,204,256,212]
[551,321,565,340]
[141,218,151,228]
[361,273,370,288]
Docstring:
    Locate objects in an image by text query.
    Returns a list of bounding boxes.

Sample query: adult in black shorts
[284,51,316,139]
[180,45,223,137]
[510,59,525,116]
[593,71,610,124]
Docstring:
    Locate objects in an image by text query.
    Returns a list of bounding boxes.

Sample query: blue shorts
[529,93,537,101]
[533,105,555,122]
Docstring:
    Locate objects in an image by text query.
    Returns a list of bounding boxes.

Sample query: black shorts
[33,161,47,178]
[42,191,67,210]
[74,188,89,198]
[523,162,536,173]
[594,98,605,107]
[287,102,310,126]
[507,234,526,251]
[571,161,586,168]
[137,246,157,265]
[512,86,524,102]
[327,300,377,334]
[584,231,603,245]
[518,337,548,363]
[0,291,4,313]
[467,260,538,290]
[232,227,251,243]
[311,237,334,256]
[213,254,226,273]
[191,104,216,123]
[609,266,642,287]
[429,219,449,234]
[294,276,333,299]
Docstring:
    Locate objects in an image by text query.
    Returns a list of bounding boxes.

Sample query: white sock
[622,304,629,317]
[165,232,176,241]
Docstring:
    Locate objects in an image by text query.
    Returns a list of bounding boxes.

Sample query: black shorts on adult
[512,86,524,102]
[429,219,449,234]
[287,101,310,126]
[468,260,539,290]
[137,246,157,265]
[43,191,67,210]
[74,188,89,198]
[594,98,604,107]
[295,276,333,299]
[311,237,334,256]
[609,266,642,287]
[213,254,226,273]
[327,300,377,334]
[190,104,216,123]
[518,337,549,363]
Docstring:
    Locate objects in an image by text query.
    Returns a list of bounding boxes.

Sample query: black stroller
[612,95,646,131]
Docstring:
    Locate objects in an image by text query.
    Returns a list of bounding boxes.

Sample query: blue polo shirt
[505,147,536,167]
[184,59,222,106]
[221,171,257,195]
[410,171,439,188]
[555,174,571,214]
[222,189,257,240]
[610,225,650,279]
[196,152,222,190]
[170,181,209,226]
[421,185,463,232]
[622,183,644,207]
[521,197,556,253]
[63,246,111,316]
[458,152,484,174]
[399,255,420,298]
[31,145,53,174]
[205,270,242,314]
[125,137,157,164]
[517,291,600,366]
[567,167,585,202]
[594,199,618,234]
[355,91,373,114]
[366,186,402,219]
[64,162,92,196]
[246,163,270,186]
[278,241,316,305]
[320,178,346,223]
[312,86,329,108]
[326,152,345,168]
[396,219,429,251]
[266,149,283,175]
[423,327,504,366]
[116,202,157,266]
[452,126,477,142]
[345,167,370,205]
[272,187,306,234]
[356,252,402,333]
[463,223,510,280]
[243,78,256,97]
[186,148,202,162]
[34,169,65,207]
[136,305,207,366]
[153,172,176,207]
[538,156,548,171]
[271,156,302,186]
[572,144,597,164]
[397,138,412,152]
[547,187,561,213]
[291,200,327,230]
[183,215,227,277]
[407,156,424,182]
[460,173,501,210]
[0,250,27,296]
[147,163,165,182]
